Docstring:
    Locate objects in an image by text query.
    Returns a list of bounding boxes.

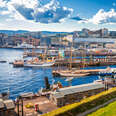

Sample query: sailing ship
[24,39,55,67]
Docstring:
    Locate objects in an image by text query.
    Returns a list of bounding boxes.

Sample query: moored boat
[98,68,116,76]
[59,72,90,77]
[0,60,7,63]
[13,60,24,67]
[24,62,55,67]
[52,67,111,77]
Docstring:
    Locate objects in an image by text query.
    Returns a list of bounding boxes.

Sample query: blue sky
[0,0,116,32]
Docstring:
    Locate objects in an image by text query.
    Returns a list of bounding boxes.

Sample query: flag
[59,49,65,58]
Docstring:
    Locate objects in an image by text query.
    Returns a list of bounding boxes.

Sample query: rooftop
[0,99,15,110]
[52,83,105,98]
[0,99,4,109]
[74,38,116,43]
[4,100,15,110]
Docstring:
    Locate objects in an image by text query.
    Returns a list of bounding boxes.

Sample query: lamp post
[19,96,24,116]
[21,98,23,116]
[17,98,20,116]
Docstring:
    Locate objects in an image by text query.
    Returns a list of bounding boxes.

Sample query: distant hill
[41,31,69,35]
[0,30,29,35]
[0,30,71,36]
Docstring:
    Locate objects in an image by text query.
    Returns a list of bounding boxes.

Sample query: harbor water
[0,48,116,100]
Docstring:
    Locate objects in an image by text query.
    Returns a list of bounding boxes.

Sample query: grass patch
[88,100,116,116]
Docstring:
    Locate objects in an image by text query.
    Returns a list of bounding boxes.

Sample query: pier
[53,57,116,68]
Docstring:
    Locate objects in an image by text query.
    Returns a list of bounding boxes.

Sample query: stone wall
[51,87,104,107]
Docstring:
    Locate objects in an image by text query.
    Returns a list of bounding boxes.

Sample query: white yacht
[24,62,55,68]
[24,57,55,68]
[13,42,35,49]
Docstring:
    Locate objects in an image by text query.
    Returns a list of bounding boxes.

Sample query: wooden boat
[13,60,24,67]
[59,72,90,77]
[0,60,7,63]
[52,67,111,77]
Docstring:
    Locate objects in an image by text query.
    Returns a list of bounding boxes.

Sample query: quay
[12,58,116,68]
[54,57,116,68]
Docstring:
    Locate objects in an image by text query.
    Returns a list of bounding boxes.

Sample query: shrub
[42,87,116,116]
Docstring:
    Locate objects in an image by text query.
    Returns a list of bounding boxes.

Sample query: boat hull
[59,72,90,77]
[24,62,54,67]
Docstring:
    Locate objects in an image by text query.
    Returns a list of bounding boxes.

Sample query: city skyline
[0,0,116,32]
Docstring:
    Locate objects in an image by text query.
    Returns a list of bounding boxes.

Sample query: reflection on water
[0,48,115,99]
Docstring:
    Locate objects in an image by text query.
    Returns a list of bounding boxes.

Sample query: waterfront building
[105,43,116,49]
[50,83,105,107]
[101,28,109,37]
[40,35,51,46]
[89,43,104,49]
[0,34,4,46]
[51,36,61,47]
[73,38,114,49]
[109,31,116,38]
[79,28,109,38]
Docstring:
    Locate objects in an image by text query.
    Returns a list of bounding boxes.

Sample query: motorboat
[13,42,35,49]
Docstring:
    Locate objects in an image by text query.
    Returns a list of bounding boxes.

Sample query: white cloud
[0,0,73,24]
[89,9,116,24]
[0,10,10,15]
[77,9,116,25]
[9,0,39,9]
[0,0,6,7]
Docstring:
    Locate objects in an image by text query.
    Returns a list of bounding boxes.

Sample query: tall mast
[31,37,35,60]
[43,40,47,62]
[69,36,73,70]
[58,34,61,70]
[82,43,86,69]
